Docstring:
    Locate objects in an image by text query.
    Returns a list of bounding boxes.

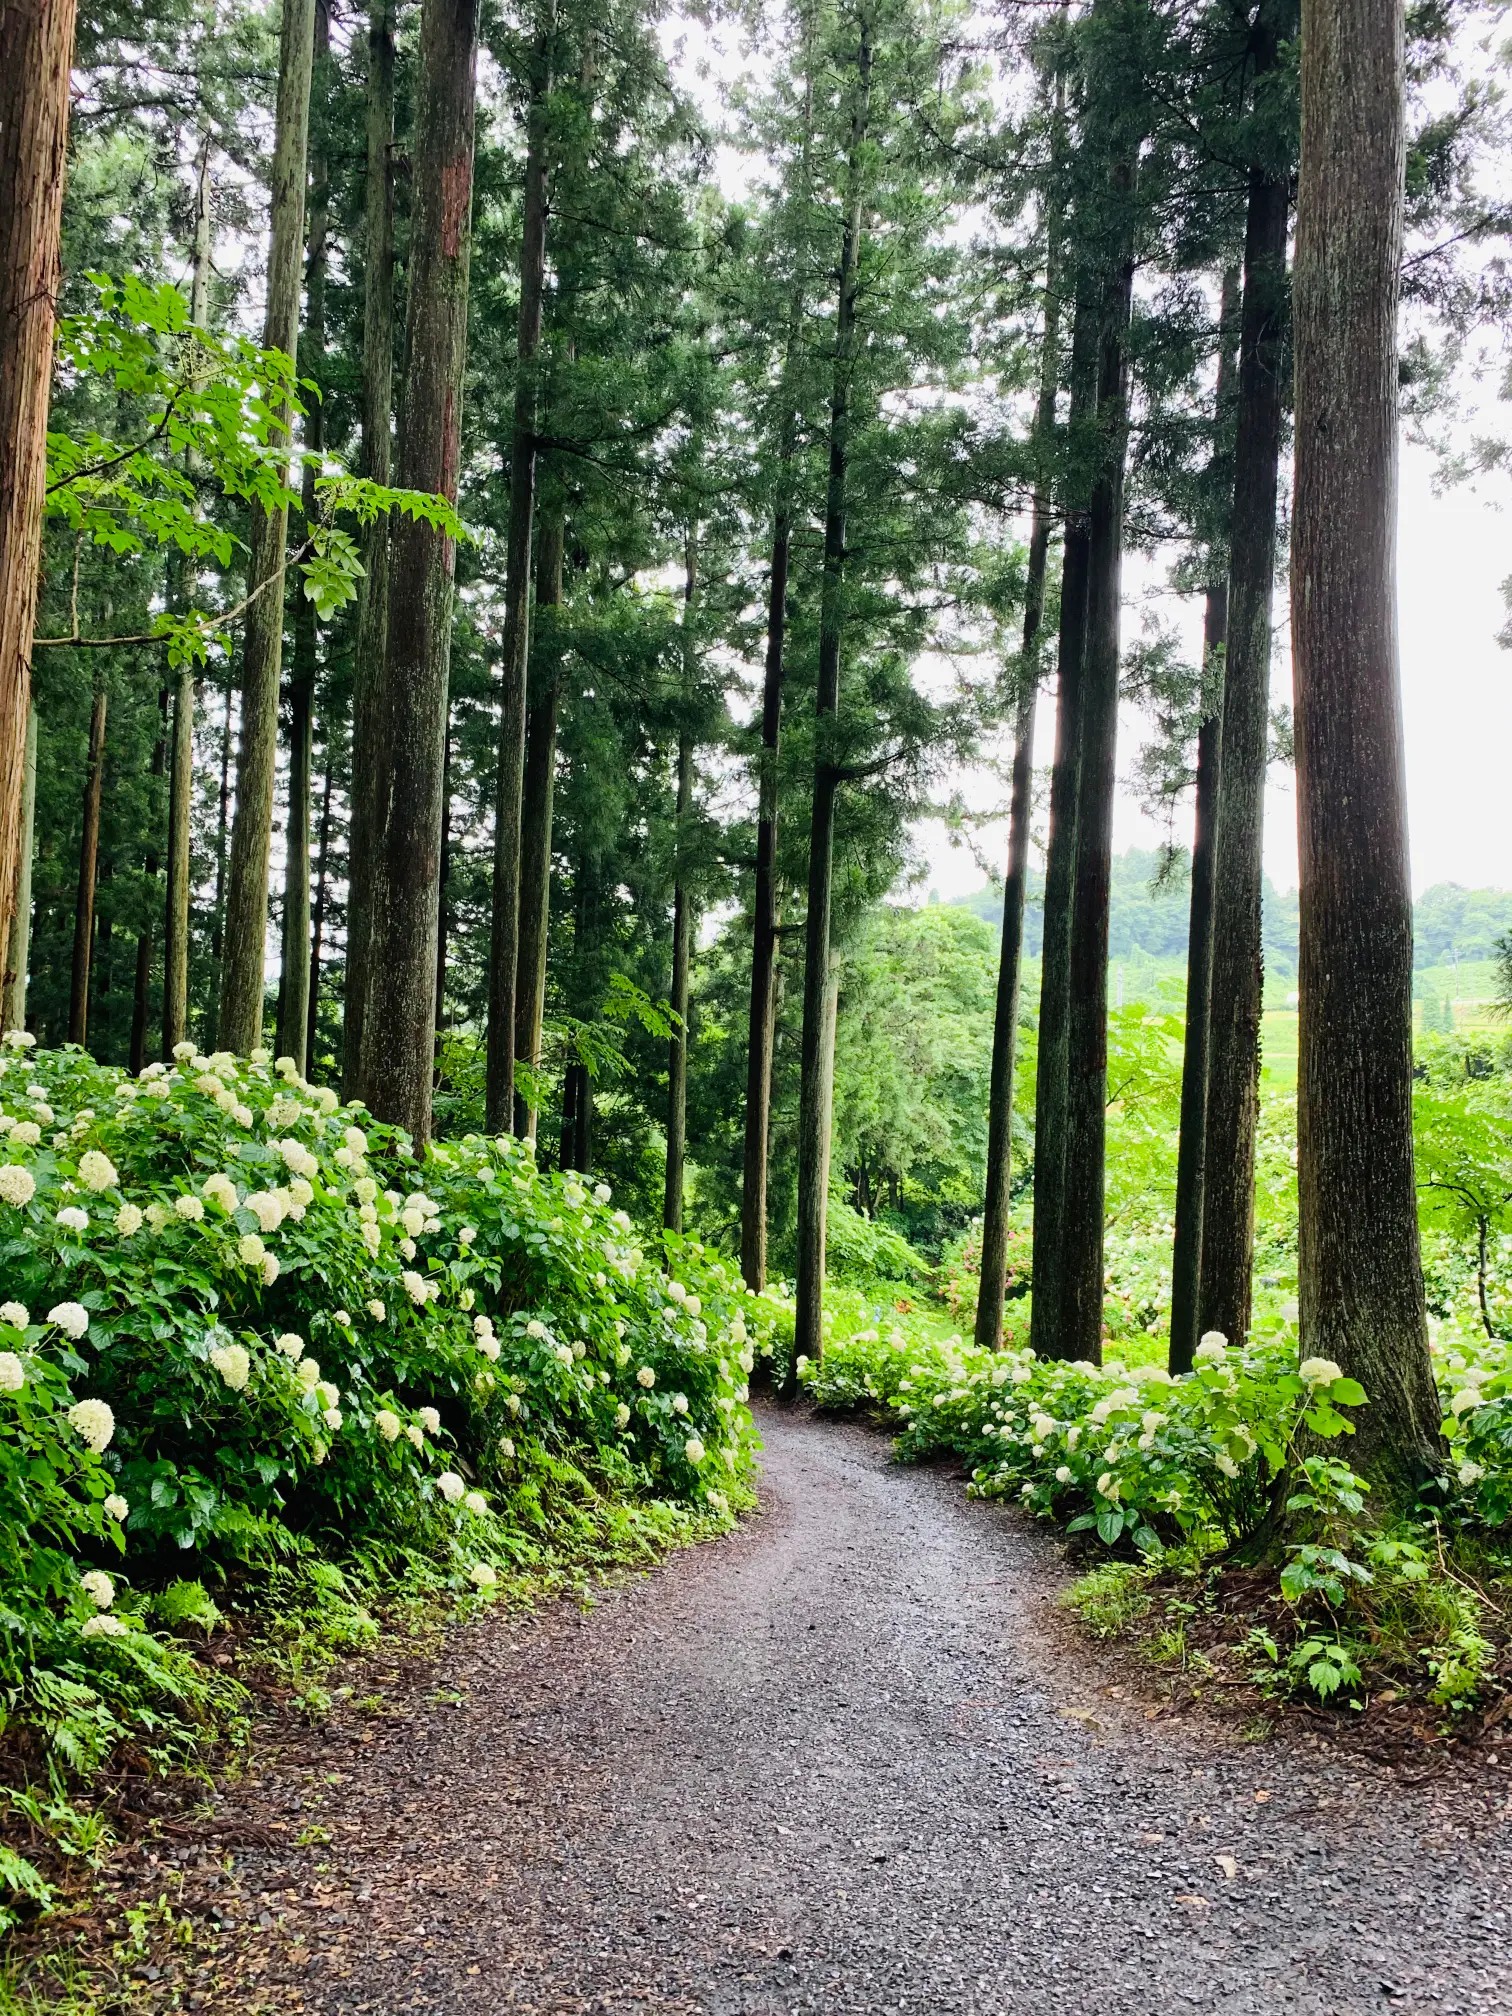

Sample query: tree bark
[513,496,565,1138]
[164,130,215,1060]
[1292,0,1439,1490]
[306,726,333,1070]
[1199,132,1290,1349]
[0,0,78,969]
[663,534,699,1233]
[975,94,1065,1352]
[434,704,451,1038]
[358,0,479,1145]
[1027,285,1099,1361]
[1168,268,1241,1376]
[130,696,168,1073]
[69,678,109,1048]
[1055,208,1136,1367]
[485,3,555,1133]
[343,0,397,1102]
[218,0,318,1055]
[2,701,38,1031]
[276,0,330,1074]
[794,11,872,1377]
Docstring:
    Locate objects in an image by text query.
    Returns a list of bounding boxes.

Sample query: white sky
[915,437,1512,904]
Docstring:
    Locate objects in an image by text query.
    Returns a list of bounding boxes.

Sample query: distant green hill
[952,851,1512,981]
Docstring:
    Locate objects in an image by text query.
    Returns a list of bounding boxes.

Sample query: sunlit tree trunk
[359,0,479,1144]
[2,703,38,1030]
[1292,0,1439,1491]
[218,0,318,1054]
[514,495,565,1139]
[0,0,77,972]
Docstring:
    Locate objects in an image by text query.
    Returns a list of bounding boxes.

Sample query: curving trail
[162,1407,1512,2013]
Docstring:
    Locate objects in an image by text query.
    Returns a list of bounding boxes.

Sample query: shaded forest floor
[11,1406,1512,2014]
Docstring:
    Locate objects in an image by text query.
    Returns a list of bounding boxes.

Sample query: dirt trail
[116,1407,1512,2014]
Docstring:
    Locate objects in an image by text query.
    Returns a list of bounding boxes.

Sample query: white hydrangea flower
[367,1300,386,1322]
[458,1225,477,1247]
[374,1409,401,1442]
[297,1357,321,1390]
[343,1125,368,1155]
[1214,1452,1240,1479]
[1450,1387,1483,1417]
[405,1423,424,1450]
[401,1270,429,1306]
[68,1398,114,1452]
[437,1470,465,1504]
[174,1194,205,1222]
[526,1319,546,1340]
[0,1163,37,1204]
[1095,1471,1121,1502]
[172,1040,197,1062]
[314,1086,339,1114]
[353,1177,378,1205]
[115,1202,143,1236]
[275,1331,304,1360]
[80,1568,115,1609]
[145,1203,172,1233]
[463,1490,487,1515]
[667,1280,687,1305]
[333,1309,351,1326]
[104,1492,128,1522]
[554,1344,574,1369]
[2,1029,36,1049]
[477,1333,500,1363]
[315,1380,340,1411]
[49,1302,90,1340]
[1299,1357,1344,1388]
[685,1437,705,1464]
[1459,1459,1486,1486]
[194,1072,222,1097]
[55,1206,89,1233]
[203,1172,238,1211]
[275,1055,300,1080]
[1054,1464,1073,1485]
[289,1177,315,1209]
[637,1366,656,1389]
[400,1206,425,1237]
[261,1253,281,1286]
[78,1150,117,1192]
[398,1236,417,1261]
[322,1406,343,1431]
[237,1233,266,1267]
[1194,1332,1228,1365]
[334,1146,355,1169]
[29,1100,53,1123]
[0,1352,24,1393]
[469,1562,496,1589]
[671,1393,689,1416]
[244,1190,285,1233]
[418,1406,441,1434]
[140,1079,171,1101]
[361,1222,381,1254]
[82,1613,129,1638]
[594,1183,611,1204]
[498,1435,516,1459]
[209,1343,251,1391]
[614,1403,631,1429]
[0,1301,24,1328]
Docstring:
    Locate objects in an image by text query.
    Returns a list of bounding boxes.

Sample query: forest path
[212,1408,1509,2013]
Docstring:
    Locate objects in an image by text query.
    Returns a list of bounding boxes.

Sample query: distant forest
[955,850,1512,978]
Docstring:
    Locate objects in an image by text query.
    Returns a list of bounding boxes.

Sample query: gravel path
[174,1406,1512,2014]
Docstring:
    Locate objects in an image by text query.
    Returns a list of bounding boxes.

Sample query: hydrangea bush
[0,1037,767,1708]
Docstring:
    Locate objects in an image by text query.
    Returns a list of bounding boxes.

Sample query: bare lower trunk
[1028,286,1098,1361]
[218,0,318,1054]
[1200,147,1290,1349]
[359,0,479,1146]
[485,6,554,1132]
[1292,0,1438,1492]
[0,0,77,966]
[307,733,333,1070]
[664,533,698,1234]
[513,499,565,1138]
[1168,270,1241,1375]
[1056,227,1135,1367]
[343,0,397,1102]
[69,680,109,1047]
[976,96,1064,1351]
[793,14,872,1378]
[2,702,37,1030]
[130,700,167,1073]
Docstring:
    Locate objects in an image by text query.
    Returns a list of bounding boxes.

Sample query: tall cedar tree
[0,0,78,987]
[793,4,873,1375]
[664,531,699,1232]
[1198,8,1290,1349]
[358,0,479,1142]
[1291,0,1439,1488]
[217,0,317,1054]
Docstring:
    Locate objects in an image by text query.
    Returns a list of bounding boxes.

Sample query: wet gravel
[221,1405,1512,2013]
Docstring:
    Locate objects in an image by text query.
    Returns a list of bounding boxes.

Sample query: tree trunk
[343,0,397,1102]
[358,0,479,1146]
[1056,196,1136,1368]
[975,96,1065,1352]
[276,0,330,1074]
[664,534,698,1234]
[1168,269,1241,1376]
[1028,285,1099,1361]
[218,0,318,1055]
[306,727,333,1071]
[513,496,565,1139]
[794,12,872,1376]
[485,3,555,1133]
[1291,0,1439,1490]
[434,706,451,1038]
[164,130,215,1060]
[2,701,38,1030]
[69,679,108,1048]
[129,697,168,1073]
[206,664,234,1045]
[0,0,77,968]
[1199,158,1290,1349]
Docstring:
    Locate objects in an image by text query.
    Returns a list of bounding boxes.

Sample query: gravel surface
[137,1405,1512,2013]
